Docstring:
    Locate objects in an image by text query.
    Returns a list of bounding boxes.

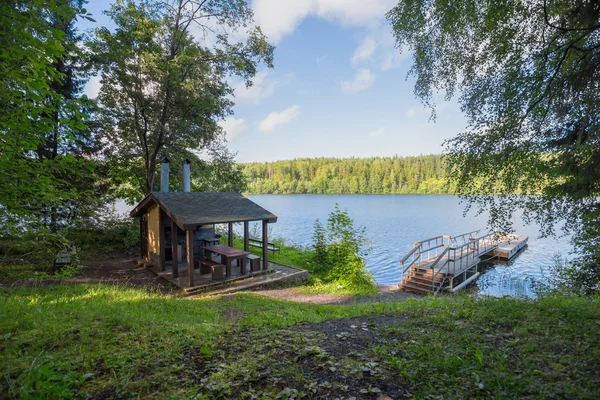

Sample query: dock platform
[398,231,528,295]
[491,234,528,260]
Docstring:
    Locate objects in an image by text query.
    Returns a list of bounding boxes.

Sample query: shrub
[310,204,375,290]
[540,254,600,296]
[64,216,140,255]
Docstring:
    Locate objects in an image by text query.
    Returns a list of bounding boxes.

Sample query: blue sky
[80,0,467,163]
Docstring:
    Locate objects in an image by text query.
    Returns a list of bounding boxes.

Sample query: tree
[36,0,107,231]
[0,0,100,232]
[388,1,600,291]
[91,0,273,201]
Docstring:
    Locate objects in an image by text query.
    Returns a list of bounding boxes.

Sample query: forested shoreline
[242,155,454,194]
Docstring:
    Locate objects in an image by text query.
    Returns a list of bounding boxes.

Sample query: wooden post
[228,222,233,247]
[262,220,268,270]
[158,208,166,271]
[139,217,144,260]
[243,221,249,252]
[186,229,194,287]
[171,219,178,278]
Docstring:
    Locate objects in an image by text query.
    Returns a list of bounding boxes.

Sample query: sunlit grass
[1,284,599,398]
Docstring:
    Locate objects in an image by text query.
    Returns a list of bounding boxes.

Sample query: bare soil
[203,315,410,399]
[251,286,420,305]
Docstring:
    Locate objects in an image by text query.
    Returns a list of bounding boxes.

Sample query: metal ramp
[398,230,520,295]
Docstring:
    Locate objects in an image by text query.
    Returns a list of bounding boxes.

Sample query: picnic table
[203,244,250,277]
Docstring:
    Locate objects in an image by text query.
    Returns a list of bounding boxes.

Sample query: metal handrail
[399,229,500,294]
[430,247,449,295]
[413,235,445,245]
[399,244,421,264]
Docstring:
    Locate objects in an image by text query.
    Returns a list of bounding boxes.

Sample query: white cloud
[406,107,418,117]
[258,105,301,133]
[232,70,276,105]
[252,0,396,43]
[352,36,377,64]
[315,0,396,26]
[351,23,408,71]
[368,127,385,137]
[252,0,314,43]
[219,117,247,141]
[84,75,101,99]
[341,68,375,93]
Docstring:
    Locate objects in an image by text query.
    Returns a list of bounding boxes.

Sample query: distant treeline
[242,155,455,194]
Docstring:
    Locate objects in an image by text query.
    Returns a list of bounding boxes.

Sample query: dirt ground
[1,249,179,293]
[205,315,410,399]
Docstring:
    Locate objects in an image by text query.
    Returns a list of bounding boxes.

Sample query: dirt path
[249,285,420,305]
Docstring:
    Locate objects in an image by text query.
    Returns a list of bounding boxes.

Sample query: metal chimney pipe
[160,157,170,192]
[183,159,191,192]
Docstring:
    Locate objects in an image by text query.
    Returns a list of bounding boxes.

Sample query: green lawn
[1,284,599,399]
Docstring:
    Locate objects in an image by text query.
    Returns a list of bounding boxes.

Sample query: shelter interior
[130,161,277,288]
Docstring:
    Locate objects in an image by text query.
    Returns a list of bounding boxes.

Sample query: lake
[245,194,572,298]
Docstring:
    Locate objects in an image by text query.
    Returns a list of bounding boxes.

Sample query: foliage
[1,285,599,398]
[541,253,600,297]
[310,205,375,291]
[91,0,273,201]
[312,219,327,270]
[387,1,600,291]
[64,215,140,256]
[243,155,453,194]
[0,230,73,281]
[0,1,105,232]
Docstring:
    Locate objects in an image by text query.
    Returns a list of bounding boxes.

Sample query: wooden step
[399,282,435,294]
[406,275,444,286]
[402,275,435,288]
[400,280,434,291]
[408,271,447,282]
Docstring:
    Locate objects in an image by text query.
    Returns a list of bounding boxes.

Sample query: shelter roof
[130,192,277,229]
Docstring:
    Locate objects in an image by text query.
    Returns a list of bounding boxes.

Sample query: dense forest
[242,155,454,194]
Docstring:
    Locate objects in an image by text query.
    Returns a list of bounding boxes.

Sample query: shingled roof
[130,192,277,229]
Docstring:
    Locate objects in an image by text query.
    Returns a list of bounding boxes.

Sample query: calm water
[245,194,572,298]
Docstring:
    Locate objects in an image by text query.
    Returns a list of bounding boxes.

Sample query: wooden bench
[246,254,261,272]
[196,258,225,279]
[53,251,72,271]
[248,238,280,255]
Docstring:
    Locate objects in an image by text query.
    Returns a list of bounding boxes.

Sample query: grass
[224,235,378,296]
[0,284,599,399]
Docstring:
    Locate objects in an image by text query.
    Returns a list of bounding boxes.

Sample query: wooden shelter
[130,191,277,287]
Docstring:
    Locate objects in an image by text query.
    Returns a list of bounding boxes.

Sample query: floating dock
[398,231,528,295]
[491,234,528,260]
